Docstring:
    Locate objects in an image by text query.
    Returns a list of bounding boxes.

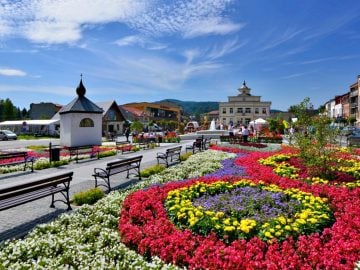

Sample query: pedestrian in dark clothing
[125,127,131,142]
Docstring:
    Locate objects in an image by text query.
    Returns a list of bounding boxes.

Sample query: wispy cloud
[114,35,167,50]
[207,37,247,60]
[128,0,242,38]
[0,68,27,76]
[259,28,304,52]
[301,55,360,65]
[303,12,359,41]
[0,84,73,96]
[0,0,241,45]
[0,0,148,44]
[281,72,309,80]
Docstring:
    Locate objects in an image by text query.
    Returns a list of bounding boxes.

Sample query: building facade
[122,101,182,122]
[349,76,360,125]
[219,81,271,127]
[29,102,62,119]
[97,101,125,137]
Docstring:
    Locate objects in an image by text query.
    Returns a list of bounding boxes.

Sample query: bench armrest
[157,152,166,156]
[93,167,108,176]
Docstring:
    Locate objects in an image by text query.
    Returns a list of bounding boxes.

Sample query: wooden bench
[157,146,182,167]
[93,155,143,192]
[0,171,73,211]
[0,151,35,172]
[66,145,100,163]
[202,138,212,150]
[185,139,203,154]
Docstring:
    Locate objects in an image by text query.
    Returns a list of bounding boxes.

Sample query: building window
[79,118,94,127]
[108,109,116,121]
[230,108,233,114]
[245,118,251,125]
[262,108,267,114]
[245,108,251,113]
[223,118,226,123]
[237,108,243,113]
[255,108,259,114]
[222,108,226,114]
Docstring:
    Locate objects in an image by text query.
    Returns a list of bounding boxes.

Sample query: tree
[0,98,17,121]
[292,98,340,179]
[130,120,144,134]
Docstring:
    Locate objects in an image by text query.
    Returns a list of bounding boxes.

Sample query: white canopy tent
[249,118,268,125]
[249,118,268,131]
[0,119,60,135]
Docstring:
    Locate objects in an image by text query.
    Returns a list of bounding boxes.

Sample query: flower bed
[0,150,233,269]
[0,146,359,269]
[119,151,360,269]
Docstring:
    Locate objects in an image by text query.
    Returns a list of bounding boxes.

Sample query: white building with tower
[219,81,271,127]
[59,78,103,147]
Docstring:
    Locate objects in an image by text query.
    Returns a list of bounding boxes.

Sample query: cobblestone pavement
[0,141,192,242]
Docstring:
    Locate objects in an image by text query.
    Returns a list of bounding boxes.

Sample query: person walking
[125,127,131,142]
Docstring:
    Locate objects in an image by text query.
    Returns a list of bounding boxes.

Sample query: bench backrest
[166,146,182,154]
[106,155,143,170]
[0,151,28,159]
[0,172,73,200]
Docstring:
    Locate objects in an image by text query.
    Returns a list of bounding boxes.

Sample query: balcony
[350,90,358,97]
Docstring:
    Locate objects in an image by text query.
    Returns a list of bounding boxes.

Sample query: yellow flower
[216,212,224,218]
[223,218,231,225]
[224,226,235,232]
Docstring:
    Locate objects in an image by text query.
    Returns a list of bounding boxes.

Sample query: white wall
[60,113,102,147]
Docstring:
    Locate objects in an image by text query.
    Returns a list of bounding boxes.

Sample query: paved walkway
[0,140,193,242]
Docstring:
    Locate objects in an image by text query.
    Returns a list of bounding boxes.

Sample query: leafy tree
[21,108,28,119]
[292,98,340,179]
[130,120,144,134]
[0,98,17,121]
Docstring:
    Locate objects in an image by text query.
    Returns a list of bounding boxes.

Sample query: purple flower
[192,186,300,223]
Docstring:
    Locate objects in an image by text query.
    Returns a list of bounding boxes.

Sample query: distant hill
[157,99,219,115]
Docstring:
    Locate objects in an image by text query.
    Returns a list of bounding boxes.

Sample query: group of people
[228,124,253,142]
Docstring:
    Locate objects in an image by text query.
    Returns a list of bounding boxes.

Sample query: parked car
[340,126,357,136]
[0,130,17,140]
[348,130,360,146]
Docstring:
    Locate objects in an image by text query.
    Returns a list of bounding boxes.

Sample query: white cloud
[0,84,73,96]
[0,0,241,44]
[260,28,304,51]
[114,35,167,50]
[281,72,309,80]
[128,0,242,38]
[0,0,148,44]
[0,68,27,76]
[184,18,243,38]
[207,38,246,59]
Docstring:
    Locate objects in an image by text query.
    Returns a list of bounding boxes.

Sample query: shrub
[26,145,48,151]
[72,188,105,206]
[140,164,166,178]
[98,150,117,158]
[33,158,69,170]
[180,152,192,161]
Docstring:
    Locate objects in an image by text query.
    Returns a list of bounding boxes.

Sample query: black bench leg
[106,176,111,193]
[50,194,55,208]
[65,189,72,210]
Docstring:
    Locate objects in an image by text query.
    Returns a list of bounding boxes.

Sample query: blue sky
[0,0,359,111]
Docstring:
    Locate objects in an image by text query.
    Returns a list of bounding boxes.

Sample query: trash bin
[50,146,60,162]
